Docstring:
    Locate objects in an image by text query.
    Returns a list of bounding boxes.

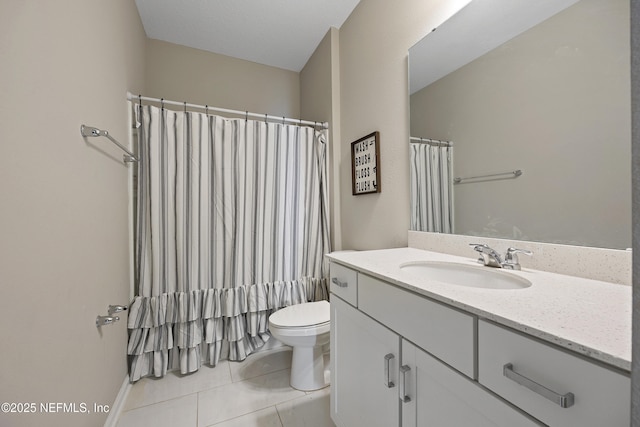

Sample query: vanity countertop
[326,247,631,372]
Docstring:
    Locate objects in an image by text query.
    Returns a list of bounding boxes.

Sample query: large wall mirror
[408,0,630,249]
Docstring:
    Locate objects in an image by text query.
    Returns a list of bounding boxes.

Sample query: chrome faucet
[470,243,503,267]
[469,244,532,270]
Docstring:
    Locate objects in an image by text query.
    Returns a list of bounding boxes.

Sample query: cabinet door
[331,295,400,427]
[401,340,542,427]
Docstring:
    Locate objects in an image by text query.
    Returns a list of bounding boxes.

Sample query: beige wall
[300,28,343,250]
[147,30,342,249]
[145,39,300,118]
[410,0,631,249]
[0,1,146,426]
[338,0,469,250]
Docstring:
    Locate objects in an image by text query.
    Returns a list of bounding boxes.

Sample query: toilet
[268,300,330,391]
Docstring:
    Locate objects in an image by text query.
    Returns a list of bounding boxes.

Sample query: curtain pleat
[128,105,330,382]
[409,142,453,233]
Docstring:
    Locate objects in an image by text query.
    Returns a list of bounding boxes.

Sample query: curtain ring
[282,116,285,126]
[245,111,248,122]
[184,101,187,113]
[265,113,268,124]
[205,105,209,115]
[161,98,164,110]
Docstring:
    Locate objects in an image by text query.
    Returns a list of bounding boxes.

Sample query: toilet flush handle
[331,278,348,288]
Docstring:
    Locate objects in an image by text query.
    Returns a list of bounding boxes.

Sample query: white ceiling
[134,0,361,72]
[409,0,580,94]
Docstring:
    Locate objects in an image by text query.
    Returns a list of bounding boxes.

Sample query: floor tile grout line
[126,367,297,415]
[120,346,329,426]
[229,365,292,384]
[127,347,293,410]
[227,348,293,383]
[201,405,283,427]
[196,369,306,426]
[196,388,200,427]
[120,390,201,414]
[274,403,286,427]
[123,363,236,411]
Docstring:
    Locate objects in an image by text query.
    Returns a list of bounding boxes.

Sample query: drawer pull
[332,277,348,288]
[399,364,412,403]
[503,363,575,408]
[384,353,395,388]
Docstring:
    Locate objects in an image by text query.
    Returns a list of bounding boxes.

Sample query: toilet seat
[270,321,330,337]
[269,300,330,329]
[269,301,330,337]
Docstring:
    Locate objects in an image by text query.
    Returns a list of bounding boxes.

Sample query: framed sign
[351,131,380,195]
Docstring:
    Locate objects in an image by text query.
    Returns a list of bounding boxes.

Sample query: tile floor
[117,346,335,427]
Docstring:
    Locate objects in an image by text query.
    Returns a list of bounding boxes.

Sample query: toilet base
[290,345,327,391]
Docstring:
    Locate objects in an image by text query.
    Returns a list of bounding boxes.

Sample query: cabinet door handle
[503,363,575,408]
[399,365,411,403]
[384,353,395,388]
[331,277,348,288]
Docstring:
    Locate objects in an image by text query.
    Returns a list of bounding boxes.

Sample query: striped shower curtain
[409,142,453,233]
[127,104,330,382]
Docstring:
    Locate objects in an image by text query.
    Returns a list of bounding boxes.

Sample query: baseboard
[103,375,131,427]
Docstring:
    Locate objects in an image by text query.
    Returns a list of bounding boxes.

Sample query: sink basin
[400,261,532,290]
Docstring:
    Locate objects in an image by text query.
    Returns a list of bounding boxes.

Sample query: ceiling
[134,0,361,72]
[408,0,579,94]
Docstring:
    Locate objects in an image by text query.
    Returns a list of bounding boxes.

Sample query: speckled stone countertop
[326,247,632,372]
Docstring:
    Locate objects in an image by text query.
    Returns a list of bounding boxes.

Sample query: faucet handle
[503,247,532,270]
[469,243,489,251]
[505,247,533,258]
[469,243,490,251]
[469,243,487,263]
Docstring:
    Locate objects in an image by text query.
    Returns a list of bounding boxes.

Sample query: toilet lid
[269,300,330,328]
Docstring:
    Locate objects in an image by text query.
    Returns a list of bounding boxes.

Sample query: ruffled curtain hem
[127,277,328,382]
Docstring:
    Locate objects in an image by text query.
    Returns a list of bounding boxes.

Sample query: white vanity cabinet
[330,295,400,427]
[329,260,631,427]
[330,263,539,427]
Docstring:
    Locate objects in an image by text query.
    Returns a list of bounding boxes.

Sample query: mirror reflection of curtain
[409,142,453,233]
[127,104,330,382]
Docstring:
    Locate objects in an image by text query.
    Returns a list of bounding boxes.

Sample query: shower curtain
[127,104,330,382]
[409,142,453,233]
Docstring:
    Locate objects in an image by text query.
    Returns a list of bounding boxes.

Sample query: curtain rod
[410,136,453,147]
[127,92,329,129]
